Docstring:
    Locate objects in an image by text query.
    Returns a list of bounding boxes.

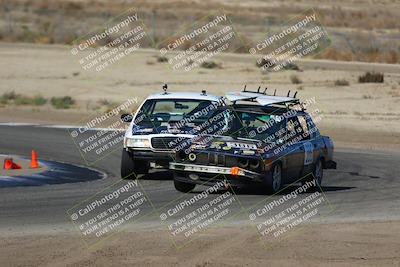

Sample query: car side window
[286,116,300,143]
[306,116,320,139]
[297,116,310,140]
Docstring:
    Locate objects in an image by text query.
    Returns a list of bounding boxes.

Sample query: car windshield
[134,99,217,126]
[224,110,284,142]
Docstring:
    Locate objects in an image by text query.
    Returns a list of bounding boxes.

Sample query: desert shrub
[256,57,275,69]
[51,96,75,109]
[32,95,47,106]
[14,95,33,105]
[0,96,7,105]
[157,56,168,63]
[201,61,220,69]
[283,62,300,71]
[1,91,17,101]
[97,99,111,106]
[290,75,302,84]
[358,72,384,83]
[334,79,350,86]
[0,92,47,106]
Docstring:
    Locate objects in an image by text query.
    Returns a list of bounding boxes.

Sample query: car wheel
[313,158,323,190]
[174,179,195,193]
[265,164,282,194]
[121,149,148,179]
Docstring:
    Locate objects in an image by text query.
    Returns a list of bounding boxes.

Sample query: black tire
[174,179,195,193]
[302,158,323,191]
[264,164,282,194]
[121,149,148,179]
[312,158,323,191]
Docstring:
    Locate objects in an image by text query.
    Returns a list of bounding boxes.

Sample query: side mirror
[121,113,133,123]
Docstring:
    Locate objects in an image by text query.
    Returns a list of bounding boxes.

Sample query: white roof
[147,92,221,102]
[225,92,296,106]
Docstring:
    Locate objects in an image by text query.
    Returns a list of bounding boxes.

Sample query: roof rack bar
[263,87,267,94]
[162,84,168,94]
[287,90,291,97]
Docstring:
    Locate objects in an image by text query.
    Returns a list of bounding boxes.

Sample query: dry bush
[201,61,220,69]
[256,57,275,70]
[156,56,168,63]
[290,75,302,84]
[334,79,349,86]
[358,72,384,83]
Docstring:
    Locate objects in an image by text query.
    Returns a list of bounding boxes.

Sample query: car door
[296,115,315,176]
[283,116,305,182]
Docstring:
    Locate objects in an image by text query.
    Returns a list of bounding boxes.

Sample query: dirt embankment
[1,221,400,266]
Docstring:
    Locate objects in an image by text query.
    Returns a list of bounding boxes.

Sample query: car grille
[151,137,190,151]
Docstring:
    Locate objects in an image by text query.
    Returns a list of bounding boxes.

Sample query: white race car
[121,85,223,179]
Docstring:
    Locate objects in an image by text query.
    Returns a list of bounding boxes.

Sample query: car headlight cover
[126,137,150,148]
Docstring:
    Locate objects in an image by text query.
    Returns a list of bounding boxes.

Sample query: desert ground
[1,0,400,265]
[0,42,399,152]
[1,221,400,266]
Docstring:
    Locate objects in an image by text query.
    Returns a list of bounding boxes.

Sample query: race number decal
[303,142,313,165]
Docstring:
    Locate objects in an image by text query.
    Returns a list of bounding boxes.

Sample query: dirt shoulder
[1,43,399,153]
[1,221,399,266]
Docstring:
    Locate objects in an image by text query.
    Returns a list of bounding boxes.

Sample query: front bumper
[170,162,264,186]
[127,148,175,168]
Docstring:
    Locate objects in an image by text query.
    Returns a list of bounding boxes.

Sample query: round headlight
[188,153,197,161]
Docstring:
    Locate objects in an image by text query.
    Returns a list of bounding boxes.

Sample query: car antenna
[162,84,168,94]
[263,87,267,94]
[287,90,291,97]
[201,90,207,96]
[243,85,247,92]
[273,89,276,96]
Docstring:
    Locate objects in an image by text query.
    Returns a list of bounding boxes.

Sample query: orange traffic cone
[3,158,21,170]
[3,158,13,170]
[11,162,21,169]
[30,150,39,169]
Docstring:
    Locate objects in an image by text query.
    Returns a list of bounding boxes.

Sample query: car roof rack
[225,85,305,111]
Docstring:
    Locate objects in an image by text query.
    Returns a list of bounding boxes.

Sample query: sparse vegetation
[0,91,47,106]
[283,62,300,71]
[256,58,275,69]
[1,1,400,64]
[51,96,75,109]
[156,56,168,63]
[358,72,384,83]
[97,99,111,106]
[334,79,350,86]
[290,75,302,84]
[201,61,220,69]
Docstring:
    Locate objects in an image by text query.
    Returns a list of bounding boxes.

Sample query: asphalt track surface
[1,125,400,233]
[0,158,104,187]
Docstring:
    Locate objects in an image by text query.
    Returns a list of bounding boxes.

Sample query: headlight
[126,137,150,148]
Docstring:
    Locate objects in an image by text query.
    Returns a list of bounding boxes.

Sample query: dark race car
[170,90,336,194]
